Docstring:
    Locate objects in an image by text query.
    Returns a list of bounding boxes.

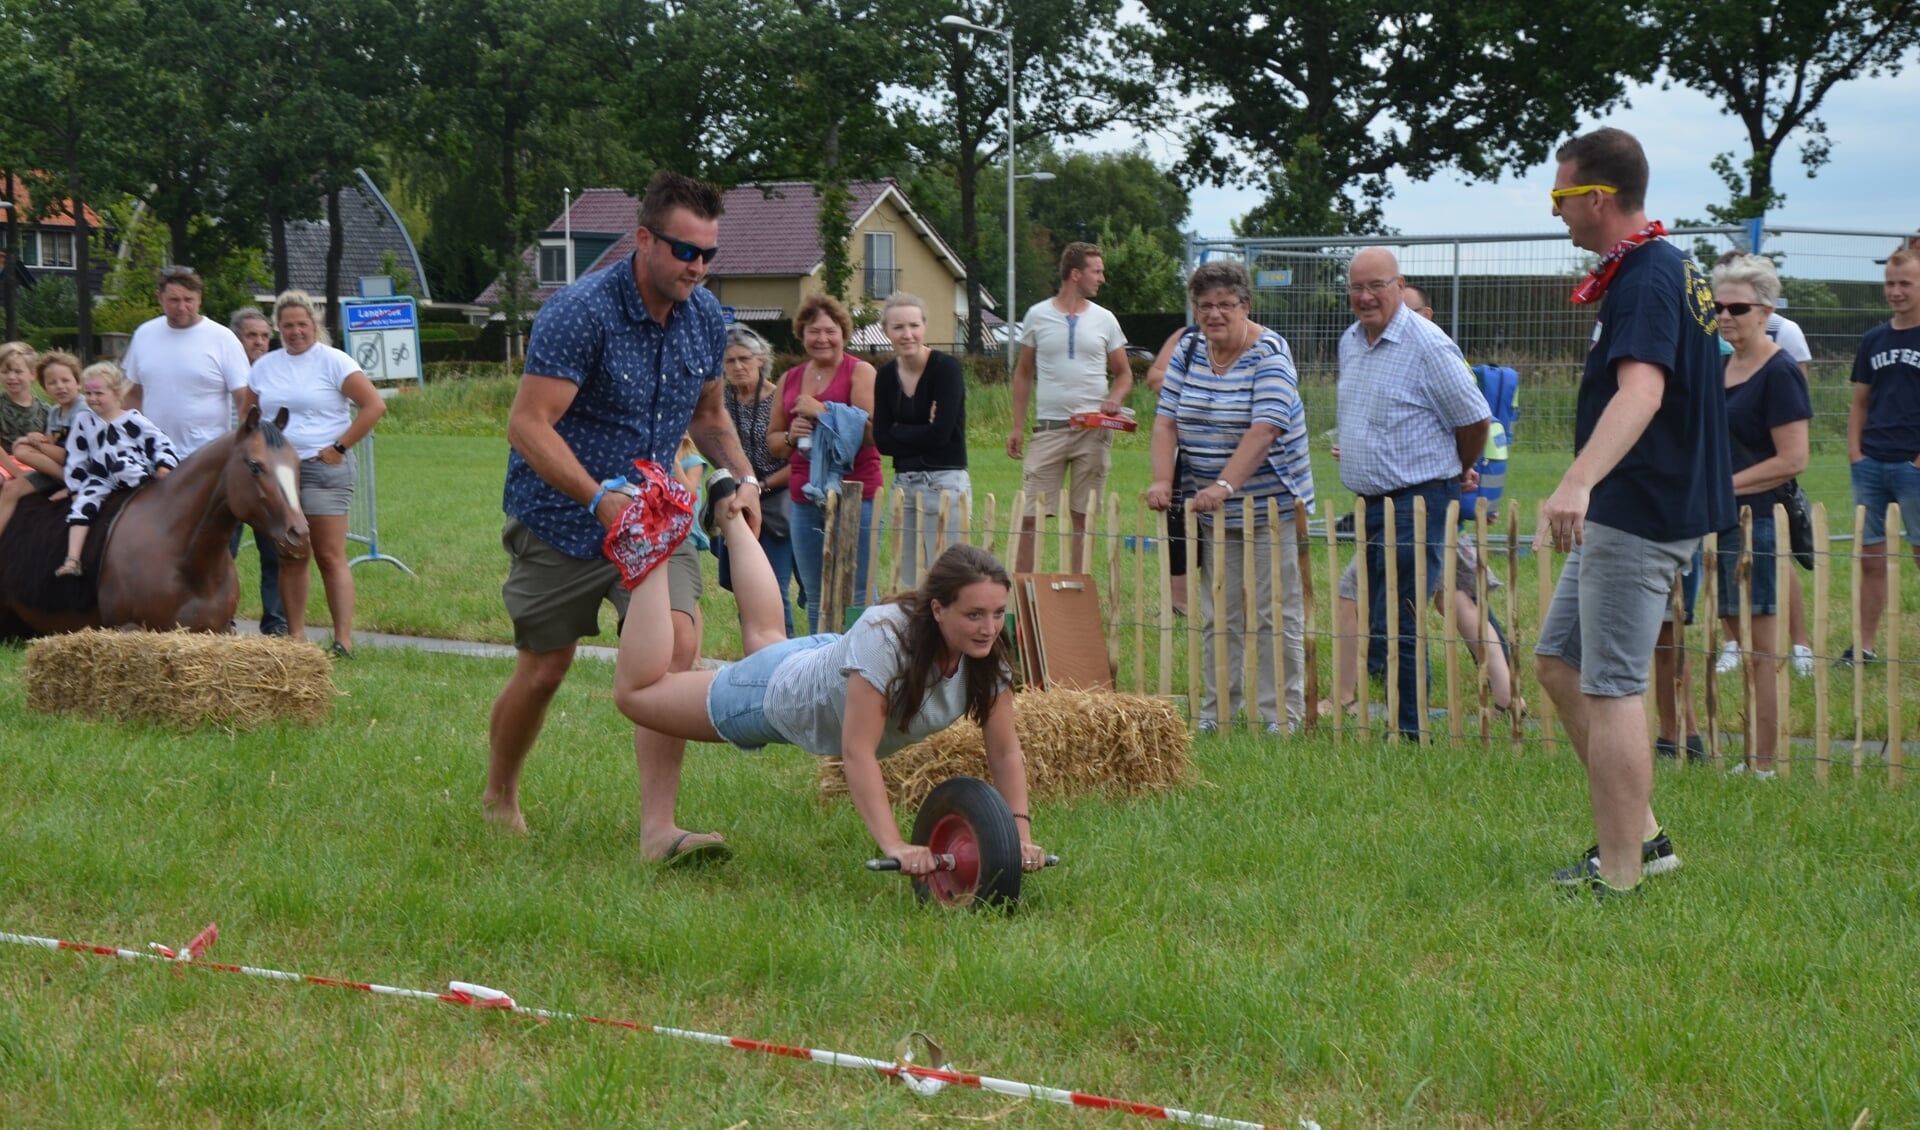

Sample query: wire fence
[809,484,1915,782]
[1183,225,1912,453]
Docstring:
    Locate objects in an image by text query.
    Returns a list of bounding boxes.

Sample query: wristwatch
[739,475,760,490]
[1214,479,1235,495]
[331,441,348,455]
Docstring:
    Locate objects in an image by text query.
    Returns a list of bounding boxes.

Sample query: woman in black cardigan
[872,292,969,586]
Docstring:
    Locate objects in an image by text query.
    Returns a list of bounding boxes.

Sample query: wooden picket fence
[813,481,1909,783]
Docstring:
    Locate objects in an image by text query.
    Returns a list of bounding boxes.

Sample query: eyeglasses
[1346,280,1397,296]
[646,228,719,264]
[1550,184,1617,215]
[1194,300,1243,315]
[158,265,197,281]
[1712,301,1766,316]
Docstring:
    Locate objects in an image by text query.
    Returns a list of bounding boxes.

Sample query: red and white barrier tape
[0,924,1316,1130]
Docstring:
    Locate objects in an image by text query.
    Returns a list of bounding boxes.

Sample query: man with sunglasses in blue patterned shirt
[486,169,762,867]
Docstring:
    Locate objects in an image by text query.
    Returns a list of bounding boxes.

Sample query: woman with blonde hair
[243,290,386,657]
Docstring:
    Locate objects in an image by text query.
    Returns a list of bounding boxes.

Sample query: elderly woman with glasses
[716,324,798,635]
[1711,253,1811,778]
[1146,262,1316,734]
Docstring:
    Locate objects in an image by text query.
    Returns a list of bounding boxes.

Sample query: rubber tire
[909,776,1023,911]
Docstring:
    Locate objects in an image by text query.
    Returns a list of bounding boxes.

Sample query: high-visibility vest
[1463,364,1519,521]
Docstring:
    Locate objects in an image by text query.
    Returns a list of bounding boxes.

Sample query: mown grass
[1,644,1916,1127]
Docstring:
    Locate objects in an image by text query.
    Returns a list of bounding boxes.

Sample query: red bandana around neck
[1570,220,1667,305]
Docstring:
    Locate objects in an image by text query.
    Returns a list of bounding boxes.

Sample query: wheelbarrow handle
[865,853,1060,871]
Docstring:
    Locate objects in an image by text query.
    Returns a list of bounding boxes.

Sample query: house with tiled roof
[0,177,106,288]
[259,168,432,303]
[476,179,983,349]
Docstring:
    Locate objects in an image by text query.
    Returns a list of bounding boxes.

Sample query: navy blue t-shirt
[1724,349,1813,513]
[503,254,727,559]
[1851,321,1920,463]
[1576,239,1735,541]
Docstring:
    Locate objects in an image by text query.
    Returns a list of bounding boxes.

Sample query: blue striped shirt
[1335,306,1489,497]
[1156,328,1315,528]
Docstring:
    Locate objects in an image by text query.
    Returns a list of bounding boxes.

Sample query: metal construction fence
[1184,225,1914,453]
[810,482,1915,782]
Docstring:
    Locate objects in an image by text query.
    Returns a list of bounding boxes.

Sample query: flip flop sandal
[602,459,695,590]
[660,831,732,868]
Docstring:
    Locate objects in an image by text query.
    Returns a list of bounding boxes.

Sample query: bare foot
[641,828,727,863]
[482,797,527,835]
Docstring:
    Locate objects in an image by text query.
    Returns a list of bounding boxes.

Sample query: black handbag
[1778,479,1815,571]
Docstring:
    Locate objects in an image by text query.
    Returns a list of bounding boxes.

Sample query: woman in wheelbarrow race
[605,463,1048,874]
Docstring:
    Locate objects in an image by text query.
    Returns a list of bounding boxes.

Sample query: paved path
[233,620,616,662]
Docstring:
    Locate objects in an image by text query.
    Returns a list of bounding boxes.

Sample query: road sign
[341,297,422,388]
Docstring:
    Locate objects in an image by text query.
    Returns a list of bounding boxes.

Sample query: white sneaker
[1196,719,1219,734]
[1791,644,1814,677]
[1715,640,1741,674]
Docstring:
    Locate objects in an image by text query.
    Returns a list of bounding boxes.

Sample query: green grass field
[2,645,1917,1127]
[5,368,1918,1127]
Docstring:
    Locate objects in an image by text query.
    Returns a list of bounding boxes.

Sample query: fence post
[1294,500,1317,736]
[1504,505,1522,750]
[1703,530,1721,763]
[1774,504,1791,778]
[1442,500,1462,742]
[1384,496,1400,737]
[1852,503,1866,771]
[1413,495,1429,745]
[1887,503,1903,786]
[1185,503,1202,716]
[1355,498,1372,741]
[1104,491,1123,685]
[1813,502,1831,783]
[1737,507,1754,771]
[1323,498,1343,744]
[1534,501,1556,741]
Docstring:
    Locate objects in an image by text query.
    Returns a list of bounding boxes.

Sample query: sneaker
[1791,644,1814,678]
[1715,639,1741,674]
[1686,734,1706,764]
[1586,876,1642,902]
[1196,719,1219,734]
[1552,830,1681,886]
[1263,721,1285,736]
[1834,646,1880,670]
[328,641,353,660]
[1655,736,1680,761]
[699,468,736,539]
[1730,763,1779,780]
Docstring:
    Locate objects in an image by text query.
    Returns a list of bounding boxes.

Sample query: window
[538,242,571,285]
[862,232,896,298]
[38,231,75,269]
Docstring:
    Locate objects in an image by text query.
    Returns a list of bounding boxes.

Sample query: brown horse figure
[0,406,310,639]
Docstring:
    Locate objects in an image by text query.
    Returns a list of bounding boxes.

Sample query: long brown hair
[883,543,1013,733]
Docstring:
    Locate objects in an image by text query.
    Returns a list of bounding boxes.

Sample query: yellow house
[481,179,983,350]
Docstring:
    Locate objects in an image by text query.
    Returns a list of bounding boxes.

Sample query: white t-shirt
[122,315,252,455]
[1019,299,1127,420]
[1765,313,1812,364]
[247,344,364,459]
[763,604,1004,759]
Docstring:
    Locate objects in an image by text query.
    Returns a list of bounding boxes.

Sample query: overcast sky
[1095,58,1920,261]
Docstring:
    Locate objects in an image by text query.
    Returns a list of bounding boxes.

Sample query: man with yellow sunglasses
[1534,127,1735,900]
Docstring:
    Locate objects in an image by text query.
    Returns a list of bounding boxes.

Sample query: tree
[1653,0,1919,221]
[1028,147,1190,262]
[1135,0,1656,235]
[925,0,1164,352]
[0,0,147,360]
[1089,221,1184,313]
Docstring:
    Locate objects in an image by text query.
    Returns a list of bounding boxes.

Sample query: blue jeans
[791,495,875,633]
[1850,457,1920,547]
[228,523,285,635]
[715,533,797,638]
[1362,479,1459,740]
[893,469,970,585]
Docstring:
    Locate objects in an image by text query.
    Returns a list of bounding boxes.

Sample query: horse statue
[0,405,310,639]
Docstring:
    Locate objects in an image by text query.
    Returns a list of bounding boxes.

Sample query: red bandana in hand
[1570,220,1667,305]
[603,459,694,590]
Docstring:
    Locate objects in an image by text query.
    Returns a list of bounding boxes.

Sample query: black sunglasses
[1712,301,1764,316]
[646,227,719,264]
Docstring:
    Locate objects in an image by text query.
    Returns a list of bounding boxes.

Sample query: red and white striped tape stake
[0,923,1317,1130]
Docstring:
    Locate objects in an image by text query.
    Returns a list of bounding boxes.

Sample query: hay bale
[25,629,337,731]
[818,688,1192,809]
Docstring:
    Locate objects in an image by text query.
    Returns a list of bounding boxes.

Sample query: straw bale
[25,630,337,731]
[818,688,1191,809]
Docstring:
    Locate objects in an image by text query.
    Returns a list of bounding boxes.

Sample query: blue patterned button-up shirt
[504,253,727,558]
[1335,305,1489,497]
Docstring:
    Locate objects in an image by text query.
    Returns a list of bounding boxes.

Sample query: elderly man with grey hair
[1336,247,1490,742]
[222,304,285,633]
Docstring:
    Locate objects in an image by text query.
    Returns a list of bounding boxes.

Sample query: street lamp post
[939,13,1022,366]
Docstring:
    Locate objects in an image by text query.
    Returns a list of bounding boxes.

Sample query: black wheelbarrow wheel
[909,776,1023,910]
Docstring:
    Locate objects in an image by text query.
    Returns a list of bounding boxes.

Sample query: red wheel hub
[921,813,981,906]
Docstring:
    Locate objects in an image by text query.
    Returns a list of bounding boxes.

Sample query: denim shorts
[298,450,356,517]
[1850,457,1920,547]
[1715,512,1779,617]
[706,634,837,749]
[1536,521,1698,697]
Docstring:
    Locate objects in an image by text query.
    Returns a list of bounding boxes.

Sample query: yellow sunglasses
[1550,183,1617,215]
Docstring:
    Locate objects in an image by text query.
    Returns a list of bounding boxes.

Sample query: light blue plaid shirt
[1335,306,1489,497]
